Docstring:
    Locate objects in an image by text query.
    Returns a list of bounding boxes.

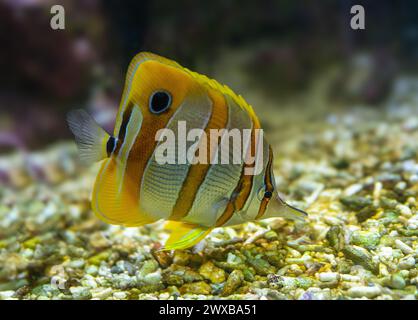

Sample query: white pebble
[323,254,338,267]
[0,291,15,300]
[159,292,170,299]
[399,256,415,269]
[193,240,207,253]
[347,286,381,299]
[409,174,418,184]
[341,274,360,282]
[390,232,400,240]
[81,276,97,289]
[318,272,340,282]
[92,288,113,300]
[323,216,341,226]
[113,292,127,299]
[143,271,162,285]
[244,228,269,244]
[395,181,407,190]
[378,247,393,260]
[379,263,390,277]
[344,184,363,196]
[407,215,418,229]
[397,204,412,217]
[373,182,383,202]
[395,239,414,254]
[406,197,416,206]
[68,259,85,269]
[408,222,417,230]
[69,286,90,298]
[85,265,98,275]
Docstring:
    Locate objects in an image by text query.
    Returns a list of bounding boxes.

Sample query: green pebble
[138,260,159,278]
[264,251,284,268]
[221,270,244,296]
[350,231,381,250]
[246,257,275,276]
[340,196,372,211]
[388,273,406,290]
[0,279,29,291]
[213,261,245,272]
[379,198,398,210]
[162,273,184,286]
[379,211,399,225]
[242,268,255,282]
[295,277,315,289]
[342,245,378,274]
[379,235,395,246]
[198,261,226,284]
[180,281,212,295]
[326,225,344,251]
[87,250,111,265]
[140,283,165,293]
[399,229,418,237]
[264,230,278,240]
[356,206,377,222]
[70,287,92,300]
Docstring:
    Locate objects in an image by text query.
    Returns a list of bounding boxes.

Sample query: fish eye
[257,186,273,201]
[149,90,172,114]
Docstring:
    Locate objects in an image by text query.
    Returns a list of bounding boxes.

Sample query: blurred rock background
[1,0,418,151]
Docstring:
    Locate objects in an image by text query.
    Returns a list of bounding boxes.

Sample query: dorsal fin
[183,67,259,124]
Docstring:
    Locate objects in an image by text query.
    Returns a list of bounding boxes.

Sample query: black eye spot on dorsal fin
[149,90,172,114]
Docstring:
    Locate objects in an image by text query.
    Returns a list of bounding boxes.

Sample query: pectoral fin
[66,109,111,164]
[163,221,212,250]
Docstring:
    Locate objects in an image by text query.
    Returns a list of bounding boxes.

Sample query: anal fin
[162,221,212,250]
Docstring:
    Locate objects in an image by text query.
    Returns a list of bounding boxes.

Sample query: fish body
[67,52,306,250]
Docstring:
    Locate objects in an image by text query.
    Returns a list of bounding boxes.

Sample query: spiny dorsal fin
[183,67,260,124]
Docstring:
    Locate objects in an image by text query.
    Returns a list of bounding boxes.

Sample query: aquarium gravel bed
[0,89,417,300]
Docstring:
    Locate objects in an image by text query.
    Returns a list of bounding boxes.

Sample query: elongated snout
[262,194,308,221]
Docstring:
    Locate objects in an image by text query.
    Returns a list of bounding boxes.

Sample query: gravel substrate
[0,79,417,300]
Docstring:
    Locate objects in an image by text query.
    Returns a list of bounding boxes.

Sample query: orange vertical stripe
[169,89,228,220]
[215,115,261,227]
